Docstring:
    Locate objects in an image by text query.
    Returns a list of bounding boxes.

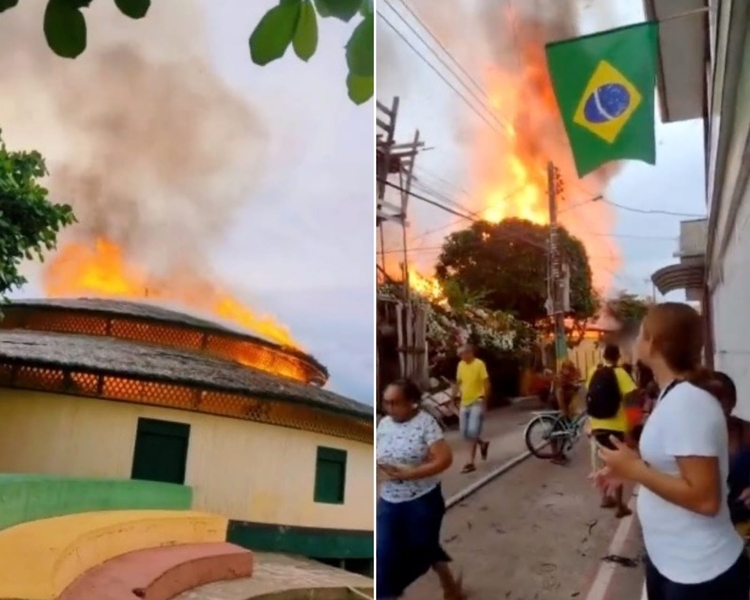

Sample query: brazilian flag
[545,22,659,177]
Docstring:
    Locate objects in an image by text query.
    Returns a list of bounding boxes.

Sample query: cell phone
[596,437,617,451]
[593,433,618,451]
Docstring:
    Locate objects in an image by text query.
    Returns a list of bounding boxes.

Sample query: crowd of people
[375,301,750,600]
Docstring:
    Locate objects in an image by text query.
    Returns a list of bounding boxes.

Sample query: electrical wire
[572,181,706,218]
[382,0,513,136]
[602,198,706,219]
[382,179,678,243]
[383,228,677,255]
[412,167,472,198]
[376,11,511,140]
[392,0,495,106]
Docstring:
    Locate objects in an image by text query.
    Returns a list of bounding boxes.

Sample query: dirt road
[402,405,646,600]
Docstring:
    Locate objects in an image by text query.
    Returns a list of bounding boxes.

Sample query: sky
[0,0,374,404]
[203,1,374,403]
[376,0,706,303]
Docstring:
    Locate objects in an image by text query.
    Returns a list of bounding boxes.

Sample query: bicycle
[524,409,588,459]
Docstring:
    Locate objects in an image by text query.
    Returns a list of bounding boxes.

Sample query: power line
[411,179,469,213]
[379,178,475,221]
[402,229,674,253]
[380,179,676,260]
[412,167,472,198]
[383,0,520,141]
[380,179,551,251]
[382,0,512,135]
[376,11,511,140]
[409,184,533,242]
[383,179,678,243]
[392,0,495,108]
[382,244,672,255]
[602,198,706,219]
[573,182,705,218]
[588,231,676,241]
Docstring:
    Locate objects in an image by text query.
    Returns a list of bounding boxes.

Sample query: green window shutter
[314,446,347,504]
[131,418,190,485]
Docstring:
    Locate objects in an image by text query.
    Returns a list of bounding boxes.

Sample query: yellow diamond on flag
[573,60,642,144]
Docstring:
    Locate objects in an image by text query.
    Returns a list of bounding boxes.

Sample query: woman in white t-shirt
[377,379,465,600]
[596,302,749,599]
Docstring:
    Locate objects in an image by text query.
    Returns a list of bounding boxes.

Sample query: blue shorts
[459,402,484,440]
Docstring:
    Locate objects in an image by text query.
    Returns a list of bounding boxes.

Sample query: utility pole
[547,161,567,369]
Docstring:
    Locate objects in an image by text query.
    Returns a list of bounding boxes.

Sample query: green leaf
[249,1,302,66]
[315,0,360,22]
[359,0,372,17]
[0,0,18,13]
[345,12,373,77]
[293,1,318,61]
[114,0,150,19]
[346,73,372,105]
[44,0,88,59]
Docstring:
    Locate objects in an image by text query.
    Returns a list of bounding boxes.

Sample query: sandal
[460,463,476,474]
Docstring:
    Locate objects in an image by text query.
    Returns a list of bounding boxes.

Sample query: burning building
[0,297,374,576]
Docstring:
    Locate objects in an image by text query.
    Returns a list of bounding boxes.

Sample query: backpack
[586,365,621,419]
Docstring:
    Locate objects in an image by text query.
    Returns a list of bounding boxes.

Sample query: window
[314,446,347,504]
[131,418,190,485]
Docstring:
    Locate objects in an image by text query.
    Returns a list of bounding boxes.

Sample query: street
[403,402,646,600]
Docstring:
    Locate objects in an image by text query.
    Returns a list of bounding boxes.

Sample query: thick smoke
[0,0,265,275]
[382,0,622,290]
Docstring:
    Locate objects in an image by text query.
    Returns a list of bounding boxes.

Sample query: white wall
[710,14,750,420]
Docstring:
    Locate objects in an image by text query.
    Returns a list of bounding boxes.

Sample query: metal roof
[651,262,705,295]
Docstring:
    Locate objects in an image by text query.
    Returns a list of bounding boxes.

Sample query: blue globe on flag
[582,83,631,124]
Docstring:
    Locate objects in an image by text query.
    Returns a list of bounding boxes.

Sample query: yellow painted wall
[568,339,600,377]
[568,339,636,378]
[0,390,373,532]
[0,510,227,600]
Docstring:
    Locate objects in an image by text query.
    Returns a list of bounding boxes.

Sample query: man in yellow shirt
[586,344,636,518]
[453,344,490,473]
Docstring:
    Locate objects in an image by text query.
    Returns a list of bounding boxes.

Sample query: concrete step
[59,542,253,600]
[0,510,228,600]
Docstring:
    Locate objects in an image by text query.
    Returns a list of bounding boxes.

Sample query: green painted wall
[227,520,373,560]
[0,474,192,530]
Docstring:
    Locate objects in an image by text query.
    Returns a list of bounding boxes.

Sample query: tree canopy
[0,130,76,300]
[434,219,598,324]
[0,0,373,105]
[606,291,651,325]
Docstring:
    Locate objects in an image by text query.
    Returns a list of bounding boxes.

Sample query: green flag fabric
[545,22,659,177]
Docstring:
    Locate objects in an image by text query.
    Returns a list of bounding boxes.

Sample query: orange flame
[471,32,619,290]
[408,266,445,303]
[42,238,299,349]
[383,13,621,300]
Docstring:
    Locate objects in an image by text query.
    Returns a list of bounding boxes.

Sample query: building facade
[0,299,374,571]
[644,0,750,417]
[703,0,750,419]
